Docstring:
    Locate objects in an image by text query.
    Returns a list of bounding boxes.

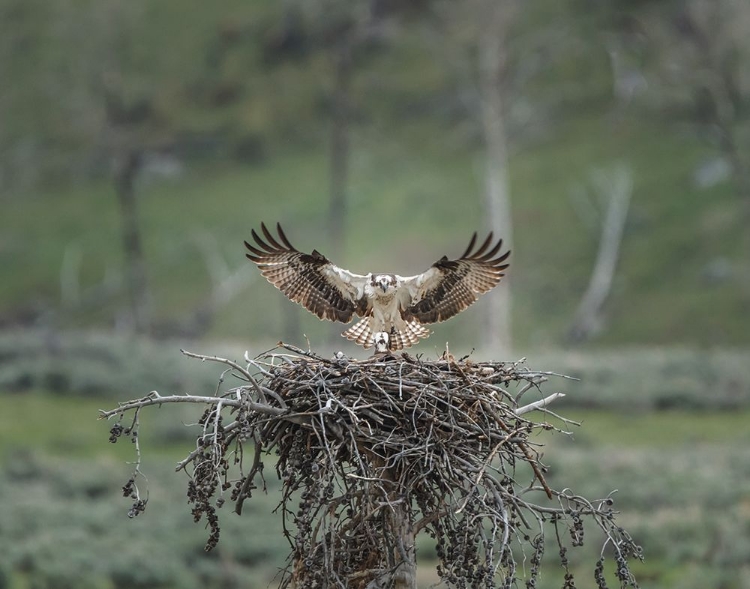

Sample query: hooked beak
[380,282,387,293]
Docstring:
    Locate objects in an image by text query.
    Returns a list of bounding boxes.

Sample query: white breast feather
[399,268,441,305]
[322,265,368,301]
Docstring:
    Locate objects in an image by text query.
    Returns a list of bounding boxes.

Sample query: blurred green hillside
[1,0,748,350]
[1,2,749,586]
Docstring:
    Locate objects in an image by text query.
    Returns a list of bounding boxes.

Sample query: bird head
[371,274,396,294]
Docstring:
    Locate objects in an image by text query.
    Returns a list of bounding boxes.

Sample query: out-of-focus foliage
[530,347,750,411]
[0,0,749,347]
[1,408,749,589]
[538,442,750,589]
[0,450,288,589]
[1,2,748,588]
[3,331,749,412]
[0,330,222,397]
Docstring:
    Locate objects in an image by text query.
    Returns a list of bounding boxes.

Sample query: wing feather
[402,232,510,324]
[245,223,368,322]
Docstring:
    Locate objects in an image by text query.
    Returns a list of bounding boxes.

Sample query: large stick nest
[104,344,641,589]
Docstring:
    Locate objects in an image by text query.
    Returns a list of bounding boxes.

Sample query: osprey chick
[244,223,510,351]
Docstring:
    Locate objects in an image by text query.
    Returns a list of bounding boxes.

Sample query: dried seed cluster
[184,407,232,551]
[110,416,149,518]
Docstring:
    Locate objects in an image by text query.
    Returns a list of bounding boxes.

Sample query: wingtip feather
[261,222,283,249]
[244,240,267,258]
[459,232,478,259]
[471,232,495,258]
[250,228,272,252]
[276,223,295,250]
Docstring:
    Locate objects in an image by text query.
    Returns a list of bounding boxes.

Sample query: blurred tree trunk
[567,165,632,343]
[113,149,151,334]
[658,2,750,211]
[380,500,416,589]
[328,37,352,260]
[477,0,515,356]
[681,6,750,210]
[366,458,417,589]
[705,69,750,210]
[98,2,154,335]
[326,31,355,349]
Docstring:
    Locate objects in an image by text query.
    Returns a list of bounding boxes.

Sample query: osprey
[244,223,510,351]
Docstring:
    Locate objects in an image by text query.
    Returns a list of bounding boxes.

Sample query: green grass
[0,394,111,456]
[0,393,192,461]
[535,408,750,447]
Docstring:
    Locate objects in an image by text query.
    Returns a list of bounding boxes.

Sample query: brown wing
[401,232,510,324]
[244,223,368,323]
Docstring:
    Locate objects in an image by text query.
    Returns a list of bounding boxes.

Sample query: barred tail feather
[342,318,431,351]
[389,320,431,350]
[342,318,375,349]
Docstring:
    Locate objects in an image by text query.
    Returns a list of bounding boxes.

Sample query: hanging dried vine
[101,343,642,589]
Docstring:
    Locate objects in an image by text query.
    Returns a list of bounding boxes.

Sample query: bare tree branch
[515,392,566,415]
[112,149,152,334]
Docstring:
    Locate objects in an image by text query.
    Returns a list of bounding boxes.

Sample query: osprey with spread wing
[244,223,510,351]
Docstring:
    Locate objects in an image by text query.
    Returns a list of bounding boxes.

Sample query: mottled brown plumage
[244,223,510,350]
[244,224,365,322]
[404,232,510,324]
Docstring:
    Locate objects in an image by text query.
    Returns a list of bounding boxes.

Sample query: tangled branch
[101,344,641,589]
